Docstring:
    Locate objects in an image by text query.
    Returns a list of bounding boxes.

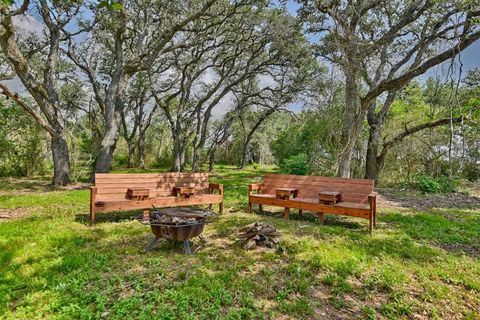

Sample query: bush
[415,175,455,193]
[279,153,308,175]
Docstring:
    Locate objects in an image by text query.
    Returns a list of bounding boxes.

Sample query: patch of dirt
[436,243,480,258]
[310,286,359,320]
[0,207,33,222]
[378,190,480,210]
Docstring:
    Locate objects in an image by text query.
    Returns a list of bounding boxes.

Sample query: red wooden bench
[90,173,223,224]
[248,174,377,232]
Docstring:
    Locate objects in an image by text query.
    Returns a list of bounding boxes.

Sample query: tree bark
[95,112,121,173]
[208,148,216,172]
[172,135,186,172]
[336,63,364,178]
[192,142,201,173]
[365,128,382,181]
[138,127,146,169]
[240,137,251,169]
[126,141,136,168]
[51,133,71,186]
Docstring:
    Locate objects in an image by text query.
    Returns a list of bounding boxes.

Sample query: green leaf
[1,0,15,6]
[111,2,123,10]
[96,1,108,9]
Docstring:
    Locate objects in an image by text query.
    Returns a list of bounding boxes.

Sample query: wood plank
[95,177,209,183]
[95,182,209,190]
[262,180,373,191]
[95,172,209,179]
[262,177,373,187]
[264,173,373,185]
[249,195,371,219]
[95,194,222,212]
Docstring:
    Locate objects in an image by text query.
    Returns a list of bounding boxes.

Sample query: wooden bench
[90,172,223,224]
[248,174,377,233]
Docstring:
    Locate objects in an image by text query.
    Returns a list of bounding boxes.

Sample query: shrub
[415,175,455,193]
[279,153,308,175]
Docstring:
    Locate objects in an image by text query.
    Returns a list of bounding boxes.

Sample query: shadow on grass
[75,210,141,225]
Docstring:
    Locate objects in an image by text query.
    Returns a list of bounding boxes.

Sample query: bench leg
[90,208,96,226]
[317,212,324,224]
[209,203,213,211]
[299,209,303,215]
[369,215,373,234]
[259,204,263,213]
[248,202,252,213]
[284,207,290,220]
[219,202,224,214]
[90,188,97,225]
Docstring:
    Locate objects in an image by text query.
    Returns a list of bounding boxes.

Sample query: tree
[206,116,234,172]
[0,0,82,185]
[120,74,158,168]
[66,0,218,174]
[299,0,480,177]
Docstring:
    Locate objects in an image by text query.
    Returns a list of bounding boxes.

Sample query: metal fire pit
[137,207,212,255]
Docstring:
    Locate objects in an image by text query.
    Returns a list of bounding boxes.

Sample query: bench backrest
[261,174,374,204]
[94,172,210,200]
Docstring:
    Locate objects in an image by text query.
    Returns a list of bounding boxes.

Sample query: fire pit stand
[138,207,212,255]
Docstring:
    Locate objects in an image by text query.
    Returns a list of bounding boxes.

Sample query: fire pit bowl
[137,207,212,254]
[150,222,205,241]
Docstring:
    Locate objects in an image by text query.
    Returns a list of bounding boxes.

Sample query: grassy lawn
[0,166,479,319]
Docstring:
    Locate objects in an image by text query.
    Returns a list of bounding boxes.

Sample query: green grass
[0,165,479,319]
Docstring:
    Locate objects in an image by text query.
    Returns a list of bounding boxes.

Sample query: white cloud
[13,13,46,38]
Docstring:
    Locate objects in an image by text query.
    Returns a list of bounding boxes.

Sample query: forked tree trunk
[51,134,71,186]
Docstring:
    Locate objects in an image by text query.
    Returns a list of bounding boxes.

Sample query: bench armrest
[248,183,263,194]
[368,192,378,198]
[209,183,224,195]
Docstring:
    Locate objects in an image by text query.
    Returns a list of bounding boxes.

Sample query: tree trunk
[192,146,200,173]
[365,107,382,181]
[208,148,215,172]
[95,118,120,173]
[126,141,136,168]
[240,137,250,169]
[51,134,71,186]
[172,136,185,172]
[336,61,364,178]
[138,129,146,169]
